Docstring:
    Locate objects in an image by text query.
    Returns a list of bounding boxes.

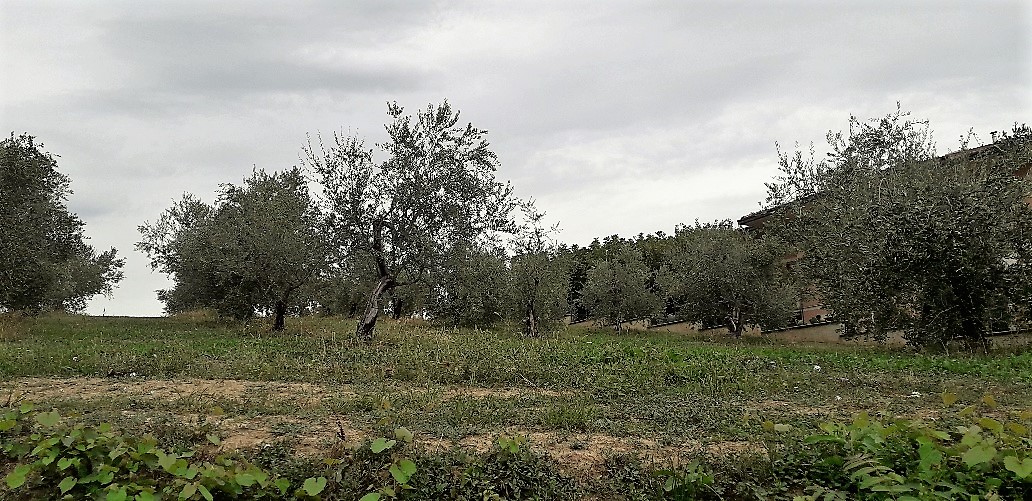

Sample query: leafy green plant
[495,433,526,456]
[347,426,418,501]
[653,460,718,499]
[1,402,326,499]
[458,433,579,499]
[791,394,1032,500]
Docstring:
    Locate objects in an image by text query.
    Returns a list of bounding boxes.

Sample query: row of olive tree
[564,224,800,335]
[0,126,802,339]
[133,103,1030,350]
[565,110,1031,350]
[137,102,572,337]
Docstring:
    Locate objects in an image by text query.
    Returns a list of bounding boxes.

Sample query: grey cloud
[91,6,441,106]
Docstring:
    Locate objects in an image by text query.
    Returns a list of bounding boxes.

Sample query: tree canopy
[579,242,661,330]
[304,101,517,340]
[506,206,571,337]
[766,109,1032,350]
[0,133,124,313]
[660,221,798,336]
[137,168,327,329]
[427,242,508,327]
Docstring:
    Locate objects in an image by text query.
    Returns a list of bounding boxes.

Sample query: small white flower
[835,395,842,401]
[813,365,821,371]
[72,356,79,362]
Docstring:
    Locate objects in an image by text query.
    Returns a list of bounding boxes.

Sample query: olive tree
[563,235,631,323]
[304,101,517,340]
[766,109,1032,350]
[580,243,661,330]
[505,207,570,337]
[427,243,508,327]
[1,133,124,313]
[137,167,327,330]
[659,221,798,337]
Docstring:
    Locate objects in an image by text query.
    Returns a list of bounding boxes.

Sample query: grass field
[2,313,1031,499]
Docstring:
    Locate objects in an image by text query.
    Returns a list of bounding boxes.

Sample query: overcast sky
[2,0,1029,316]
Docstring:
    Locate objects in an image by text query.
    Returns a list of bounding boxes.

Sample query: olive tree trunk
[356,275,395,342]
[726,304,744,338]
[273,300,287,331]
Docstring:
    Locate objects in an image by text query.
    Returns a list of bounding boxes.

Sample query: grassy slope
[1,313,1030,477]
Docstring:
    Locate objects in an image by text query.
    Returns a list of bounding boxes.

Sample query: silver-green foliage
[304,101,517,340]
[766,108,1032,349]
[660,221,798,336]
[427,243,508,327]
[0,133,124,313]
[579,243,661,330]
[137,168,326,329]
[506,207,570,337]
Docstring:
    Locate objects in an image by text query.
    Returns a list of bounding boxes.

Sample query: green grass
[2,312,1031,497]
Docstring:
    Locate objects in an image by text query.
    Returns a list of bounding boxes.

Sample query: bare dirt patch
[2,377,569,407]
[748,399,847,417]
[421,429,765,477]
[745,397,1018,425]
[3,377,338,407]
[212,415,367,456]
[440,386,570,400]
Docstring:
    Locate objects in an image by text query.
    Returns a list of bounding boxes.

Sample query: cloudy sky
[2,0,1029,316]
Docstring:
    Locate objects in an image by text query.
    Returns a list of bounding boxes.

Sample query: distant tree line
[4,104,1030,351]
[560,224,799,336]
[130,102,803,339]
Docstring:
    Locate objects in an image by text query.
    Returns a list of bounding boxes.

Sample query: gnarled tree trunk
[524,277,540,337]
[524,301,539,338]
[355,223,395,342]
[356,275,394,342]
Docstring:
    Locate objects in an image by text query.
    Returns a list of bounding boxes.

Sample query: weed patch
[2,314,1031,498]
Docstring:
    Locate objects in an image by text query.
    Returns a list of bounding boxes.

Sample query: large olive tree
[659,221,798,337]
[1,133,124,313]
[304,101,517,340]
[505,207,570,337]
[766,109,1032,350]
[580,243,661,330]
[138,167,327,330]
